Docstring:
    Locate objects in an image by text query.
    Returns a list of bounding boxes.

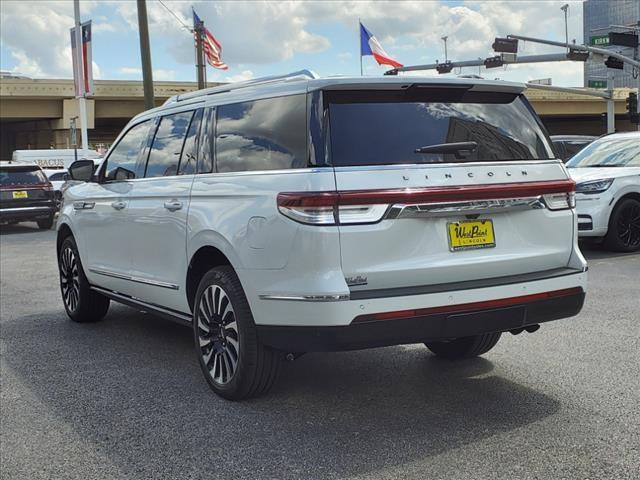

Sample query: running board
[91,286,192,326]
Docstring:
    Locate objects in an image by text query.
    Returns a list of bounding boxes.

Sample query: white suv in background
[58,71,587,400]
[567,132,640,252]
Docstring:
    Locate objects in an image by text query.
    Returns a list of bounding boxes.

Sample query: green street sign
[588,80,607,88]
[590,35,610,46]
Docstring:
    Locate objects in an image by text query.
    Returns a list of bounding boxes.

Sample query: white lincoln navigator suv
[58,71,587,400]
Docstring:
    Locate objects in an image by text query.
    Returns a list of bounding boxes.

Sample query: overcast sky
[0,0,585,85]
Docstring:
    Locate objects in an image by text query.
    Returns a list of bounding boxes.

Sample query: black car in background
[551,135,596,161]
[0,163,56,229]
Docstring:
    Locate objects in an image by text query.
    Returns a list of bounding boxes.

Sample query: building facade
[583,0,640,89]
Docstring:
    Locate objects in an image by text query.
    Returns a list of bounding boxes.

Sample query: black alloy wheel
[605,198,640,252]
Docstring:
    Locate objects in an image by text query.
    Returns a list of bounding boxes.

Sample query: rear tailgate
[0,166,54,209]
[326,86,576,295]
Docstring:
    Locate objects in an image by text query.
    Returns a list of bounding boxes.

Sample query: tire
[425,332,502,360]
[58,236,110,322]
[604,198,640,252]
[37,216,54,230]
[193,266,281,400]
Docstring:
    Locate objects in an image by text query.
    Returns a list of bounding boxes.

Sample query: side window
[144,111,193,178]
[197,107,215,174]
[179,109,203,175]
[215,94,307,173]
[103,121,152,181]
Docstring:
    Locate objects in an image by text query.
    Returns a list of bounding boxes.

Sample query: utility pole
[561,4,569,53]
[136,0,154,110]
[195,20,206,89]
[606,69,616,133]
[441,36,448,62]
[73,0,89,151]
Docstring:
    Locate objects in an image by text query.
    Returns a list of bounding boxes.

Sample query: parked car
[0,163,56,229]
[58,72,587,400]
[43,169,69,208]
[566,132,640,252]
[551,135,596,161]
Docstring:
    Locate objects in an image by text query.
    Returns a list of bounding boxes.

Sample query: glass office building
[583,0,640,88]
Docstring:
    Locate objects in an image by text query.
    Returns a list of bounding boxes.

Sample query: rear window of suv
[326,89,554,166]
[0,166,47,186]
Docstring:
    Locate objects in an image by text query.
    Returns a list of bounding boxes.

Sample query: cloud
[117,67,176,81]
[92,22,116,33]
[0,0,586,86]
[154,69,176,81]
[225,70,254,83]
[113,0,331,65]
[119,67,142,76]
[0,0,103,78]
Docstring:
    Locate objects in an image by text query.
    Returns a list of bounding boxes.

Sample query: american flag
[193,10,228,70]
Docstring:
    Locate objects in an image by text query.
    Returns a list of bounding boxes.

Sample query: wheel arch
[608,191,640,224]
[56,222,74,258]
[615,191,640,204]
[186,245,234,312]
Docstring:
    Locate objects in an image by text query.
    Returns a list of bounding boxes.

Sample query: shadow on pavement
[579,240,640,260]
[3,305,560,479]
[0,222,51,235]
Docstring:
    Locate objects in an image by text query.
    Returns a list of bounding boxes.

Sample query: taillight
[278,179,576,225]
[277,193,388,225]
[542,191,575,210]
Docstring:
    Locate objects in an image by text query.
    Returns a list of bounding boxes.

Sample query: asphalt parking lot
[1,223,638,480]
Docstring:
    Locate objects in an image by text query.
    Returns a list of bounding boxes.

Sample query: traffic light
[567,50,589,62]
[626,92,639,124]
[605,56,624,70]
[609,32,638,48]
[484,56,504,69]
[492,37,518,54]
[436,61,454,74]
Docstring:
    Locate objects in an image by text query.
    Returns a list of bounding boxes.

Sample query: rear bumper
[257,287,585,352]
[0,205,55,222]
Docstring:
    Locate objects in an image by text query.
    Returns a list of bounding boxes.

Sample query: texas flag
[360,22,403,69]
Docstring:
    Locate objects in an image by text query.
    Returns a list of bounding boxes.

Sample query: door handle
[164,199,183,212]
[111,200,126,210]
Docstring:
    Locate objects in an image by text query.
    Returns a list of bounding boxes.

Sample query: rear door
[325,86,575,294]
[126,108,202,313]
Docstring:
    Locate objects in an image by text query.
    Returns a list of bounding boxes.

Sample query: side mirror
[68,159,95,182]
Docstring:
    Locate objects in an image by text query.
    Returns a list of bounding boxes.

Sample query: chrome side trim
[0,206,52,213]
[259,294,350,302]
[386,196,545,219]
[89,268,129,280]
[89,268,180,290]
[90,286,191,324]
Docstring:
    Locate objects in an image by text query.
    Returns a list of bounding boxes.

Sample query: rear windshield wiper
[414,141,478,159]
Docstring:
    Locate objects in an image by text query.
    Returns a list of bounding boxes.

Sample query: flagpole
[194,8,205,90]
[358,18,363,76]
[73,0,89,151]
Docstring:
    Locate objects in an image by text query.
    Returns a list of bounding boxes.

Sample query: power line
[156,0,191,32]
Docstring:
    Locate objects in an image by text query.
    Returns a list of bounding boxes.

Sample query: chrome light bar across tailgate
[386,196,545,219]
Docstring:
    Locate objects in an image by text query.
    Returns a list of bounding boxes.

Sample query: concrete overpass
[0,77,637,160]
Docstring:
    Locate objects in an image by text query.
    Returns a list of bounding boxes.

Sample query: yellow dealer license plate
[12,191,28,199]
[448,219,496,251]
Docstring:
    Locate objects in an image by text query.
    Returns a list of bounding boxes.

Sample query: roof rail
[164,69,319,105]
